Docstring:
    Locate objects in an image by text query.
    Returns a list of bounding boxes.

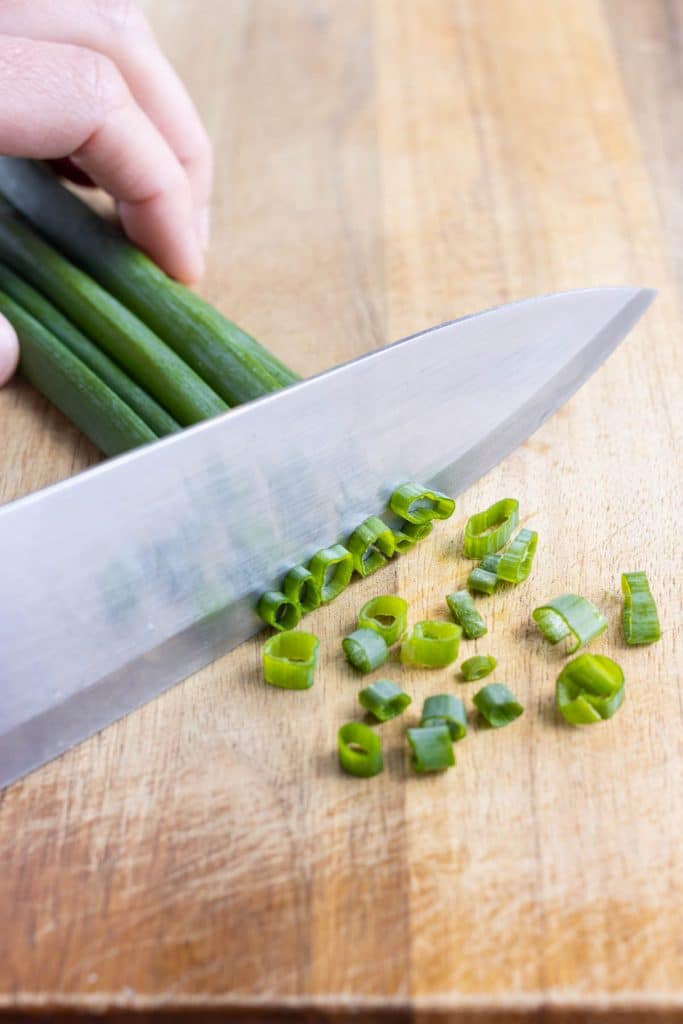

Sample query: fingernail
[198,206,211,251]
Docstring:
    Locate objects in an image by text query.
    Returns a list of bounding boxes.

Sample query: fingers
[0,0,213,240]
[0,35,203,282]
[0,312,19,387]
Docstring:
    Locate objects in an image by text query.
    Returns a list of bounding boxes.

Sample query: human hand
[0,0,213,386]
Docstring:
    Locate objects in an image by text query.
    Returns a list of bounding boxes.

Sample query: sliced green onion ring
[497,528,538,584]
[446,590,487,638]
[532,593,607,653]
[460,654,497,682]
[389,482,455,525]
[262,630,319,689]
[282,564,321,614]
[347,515,396,576]
[556,653,625,725]
[473,683,524,728]
[342,627,389,673]
[358,595,408,646]
[622,571,661,646]
[392,520,434,552]
[401,620,462,668]
[407,724,455,772]
[463,498,519,558]
[309,544,354,604]
[338,722,384,777]
[359,680,412,722]
[421,694,467,741]
[467,554,501,595]
[257,590,301,632]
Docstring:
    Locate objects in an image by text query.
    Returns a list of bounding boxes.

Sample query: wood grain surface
[1,1,682,1020]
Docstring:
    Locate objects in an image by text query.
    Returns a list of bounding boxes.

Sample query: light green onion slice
[359,680,412,722]
[338,722,384,777]
[446,590,487,639]
[358,595,408,646]
[497,528,538,584]
[400,620,462,668]
[257,590,301,632]
[467,554,501,595]
[463,498,519,558]
[263,630,319,689]
[347,515,396,577]
[389,482,455,525]
[460,654,497,682]
[556,654,625,725]
[392,520,434,552]
[309,544,354,604]
[407,724,455,772]
[473,683,524,728]
[421,694,467,741]
[342,628,389,673]
[622,571,661,646]
[282,564,321,614]
[532,593,607,653]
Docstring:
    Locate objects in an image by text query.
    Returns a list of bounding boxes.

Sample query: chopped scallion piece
[347,516,396,577]
[622,571,661,646]
[463,498,519,558]
[473,683,524,728]
[446,590,487,639]
[532,594,607,653]
[282,564,322,615]
[421,694,467,740]
[389,482,455,524]
[358,595,408,646]
[461,654,497,682]
[467,555,501,595]
[400,620,462,668]
[342,628,389,674]
[338,722,384,777]
[262,631,319,689]
[257,590,301,632]
[497,528,538,584]
[359,680,411,722]
[556,654,625,725]
[407,724,455,772]
[309,544,354,604]
[392,521,434,552]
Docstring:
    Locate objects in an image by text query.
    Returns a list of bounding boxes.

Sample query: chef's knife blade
[0,287,654,788]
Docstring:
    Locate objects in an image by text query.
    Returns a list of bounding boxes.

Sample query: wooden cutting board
[1,1,681,1020]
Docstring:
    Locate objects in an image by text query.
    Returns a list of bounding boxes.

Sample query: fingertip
[118,197,204,284]
[0,315,19,387]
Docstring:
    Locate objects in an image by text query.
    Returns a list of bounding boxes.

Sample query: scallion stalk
[532,594,607,653]
[556,654,625,725]
[463,498,519,558]
[338,722,384,777]
[621,572,661,646]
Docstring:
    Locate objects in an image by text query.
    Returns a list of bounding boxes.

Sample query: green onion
[342,628,389,674]
[309,544,354,604]
[262,631,319,690]
[407,725,455,772]
[359,680,411,722]
[497,528,538,584]
[420,694,467,740]
[389,482,455,524]
[446,590,487,639]
[0,290,156,455]
[0,158,299,403]
[0,261,179,438]
[532,594,607,653]
[392,521,434,552]
[0,197,227,426]
[460,655,497,682]
[556,653,625,725]
[338,722,384,777]
[357,595,408,646]
[473,683,524,728]
[463,498,519,558]
[622,572,661,646]
[257,590,301,632]
[282,565,322,615]
[400,620,462,668]
[467,555,501,595]
[347,516,396,577]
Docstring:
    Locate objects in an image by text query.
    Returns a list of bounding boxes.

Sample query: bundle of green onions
[0,158,299,455]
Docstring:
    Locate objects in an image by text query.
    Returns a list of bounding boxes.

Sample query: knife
[0,286,654,788]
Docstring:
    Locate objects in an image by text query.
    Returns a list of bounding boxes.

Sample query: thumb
[0,313,19,387]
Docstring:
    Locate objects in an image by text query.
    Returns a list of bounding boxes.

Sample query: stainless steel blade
[0,287,654,787]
